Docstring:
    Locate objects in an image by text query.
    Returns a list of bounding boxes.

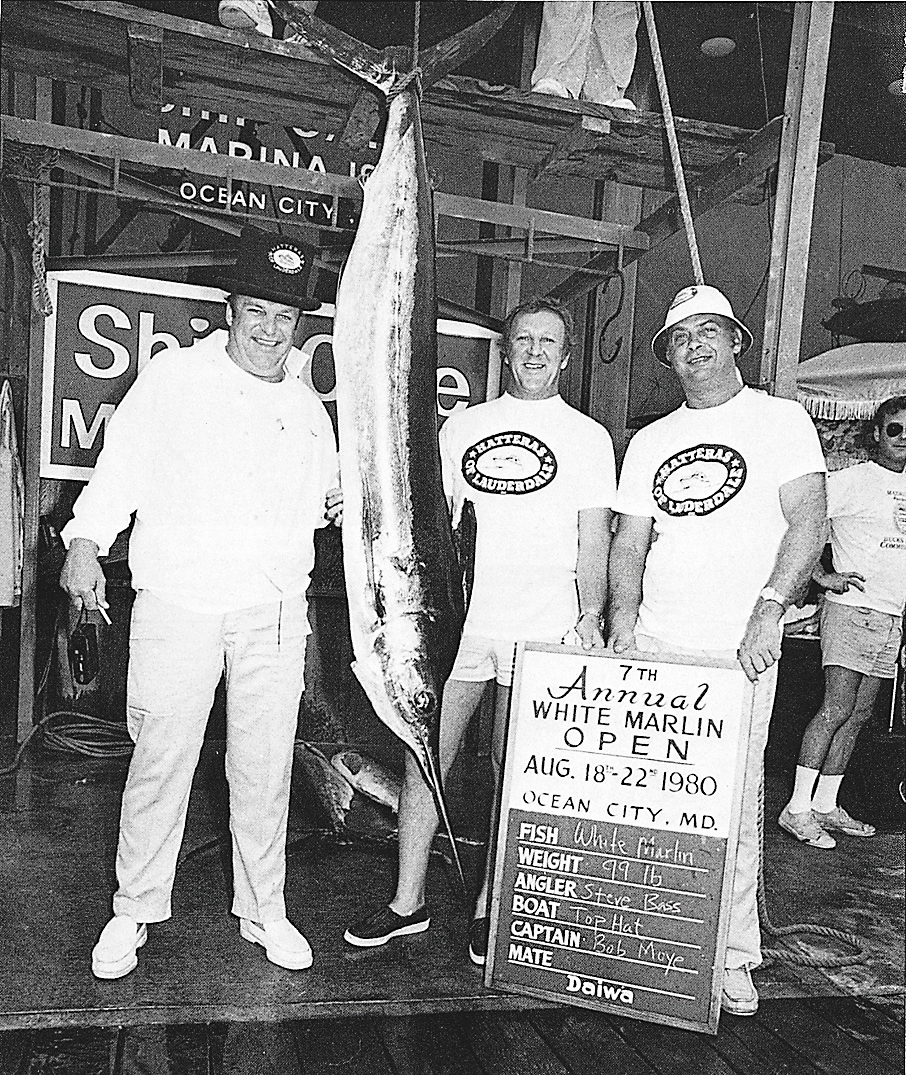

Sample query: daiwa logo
[462,430,557,495]
[567,973,634,1005]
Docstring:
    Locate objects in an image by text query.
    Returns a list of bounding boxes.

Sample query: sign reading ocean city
[41,272,501,481]
[486,644,754,1035]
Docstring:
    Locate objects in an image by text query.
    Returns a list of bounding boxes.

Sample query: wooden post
[16,76,53,743]
[760,2,834,398]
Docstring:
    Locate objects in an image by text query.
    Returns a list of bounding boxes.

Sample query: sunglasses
[883,422,904,438]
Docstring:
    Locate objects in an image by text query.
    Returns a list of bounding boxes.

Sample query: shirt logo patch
[652,443,747,517]
[462,430,557,495]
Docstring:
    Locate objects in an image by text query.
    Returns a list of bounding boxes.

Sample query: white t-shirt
[62,330,339,615]
[824,460,906,616]
[616,386,827,651]
[440,393,616,641]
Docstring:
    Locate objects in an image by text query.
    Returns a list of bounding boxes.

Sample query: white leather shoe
[240,917,313,970]
[92,916,147,980]
[531,78,572,99]
[218,0,273,36]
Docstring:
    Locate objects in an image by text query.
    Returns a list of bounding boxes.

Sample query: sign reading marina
[486,643,754,1035]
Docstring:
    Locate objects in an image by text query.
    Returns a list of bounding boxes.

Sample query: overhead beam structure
[1,117,649,254]
[549,116,833,306]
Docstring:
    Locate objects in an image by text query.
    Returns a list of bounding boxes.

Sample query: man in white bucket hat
[608,283,827,1015]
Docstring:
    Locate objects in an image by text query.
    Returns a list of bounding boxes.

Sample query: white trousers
[636,633,778,971]
[531,1,640,104]
[113,591,308,924]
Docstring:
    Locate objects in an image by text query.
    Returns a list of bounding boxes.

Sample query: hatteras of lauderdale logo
[268,245,307,274]
[462,431,557,495]
[653,443,747,517]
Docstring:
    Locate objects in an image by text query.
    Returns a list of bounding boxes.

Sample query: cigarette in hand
[97,606,112,626]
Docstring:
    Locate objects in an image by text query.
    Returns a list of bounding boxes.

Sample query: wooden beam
[16,76,52,745]
[1,1,760,192]
[760,2,835,398]
[1,116,359,200]
[438,194,647,250]
[545,115,834,307]
[3,119,648,249]
[638,116,787,245]
[126,21,163,113]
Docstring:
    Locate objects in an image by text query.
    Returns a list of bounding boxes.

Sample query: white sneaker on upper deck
[218,0,274,37]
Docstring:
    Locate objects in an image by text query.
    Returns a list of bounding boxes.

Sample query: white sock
[786,765,820,813]
[811,774,844,813]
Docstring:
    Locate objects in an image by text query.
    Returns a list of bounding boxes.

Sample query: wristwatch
[758,586,788,610]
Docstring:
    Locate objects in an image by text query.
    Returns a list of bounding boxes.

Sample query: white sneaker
[531,78,572,99]
[218,0,274,37]
[778,806,836,849]
[813,806,876,837]
[608,97,637,110]
[240,917,313,970]
[91,916,147,980]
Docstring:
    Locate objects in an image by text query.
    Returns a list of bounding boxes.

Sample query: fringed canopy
[797,342,906,419]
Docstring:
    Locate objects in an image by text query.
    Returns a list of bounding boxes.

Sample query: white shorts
[449,632,564,687]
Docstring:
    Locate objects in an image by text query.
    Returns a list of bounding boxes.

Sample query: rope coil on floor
[756,778,868,969]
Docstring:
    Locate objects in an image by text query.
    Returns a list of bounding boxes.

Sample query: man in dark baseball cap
[61,227,339,979]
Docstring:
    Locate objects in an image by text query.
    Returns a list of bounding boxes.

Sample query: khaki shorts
[820,600,902,680]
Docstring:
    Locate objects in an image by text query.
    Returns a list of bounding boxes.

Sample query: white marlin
[274,1,515,889]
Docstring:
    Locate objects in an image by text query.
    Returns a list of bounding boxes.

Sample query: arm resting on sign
[606,512,653,654]
[737,471,827,682]
[575,506,611,650]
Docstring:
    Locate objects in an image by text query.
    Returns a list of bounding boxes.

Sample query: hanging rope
[2,143,58,317]
[641,1,703,286]
[388,1,422,98]
[28,178,53,318]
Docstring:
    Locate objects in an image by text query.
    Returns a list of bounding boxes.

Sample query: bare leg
[796,665,863,769]
[471,683,511,920]
[390,678,489,916]
[818,672,882,775]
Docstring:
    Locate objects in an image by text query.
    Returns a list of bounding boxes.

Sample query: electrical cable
[1,594,133,778]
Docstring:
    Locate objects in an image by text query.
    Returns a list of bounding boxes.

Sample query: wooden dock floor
[0,732,902,1070]
[1,997,903,1075]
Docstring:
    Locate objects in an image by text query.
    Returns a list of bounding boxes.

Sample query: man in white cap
[60,227,339,979]
[608,284,827,1015]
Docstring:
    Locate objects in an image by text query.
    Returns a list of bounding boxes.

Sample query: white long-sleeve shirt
[62,330,338,615]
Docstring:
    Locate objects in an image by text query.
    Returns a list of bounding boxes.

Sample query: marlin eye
[413,690,435,713]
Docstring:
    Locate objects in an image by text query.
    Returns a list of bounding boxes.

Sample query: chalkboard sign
[485,643,755,1035]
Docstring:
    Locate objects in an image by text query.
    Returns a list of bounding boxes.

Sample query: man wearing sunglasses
[780,395,906,847]
[59,228,339,979]
[608,284,827,1016]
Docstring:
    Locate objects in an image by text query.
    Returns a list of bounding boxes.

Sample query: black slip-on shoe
[343,905,430,948]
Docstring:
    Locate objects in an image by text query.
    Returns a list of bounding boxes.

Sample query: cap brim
[217,277,322,312]
[652,319,753,367]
